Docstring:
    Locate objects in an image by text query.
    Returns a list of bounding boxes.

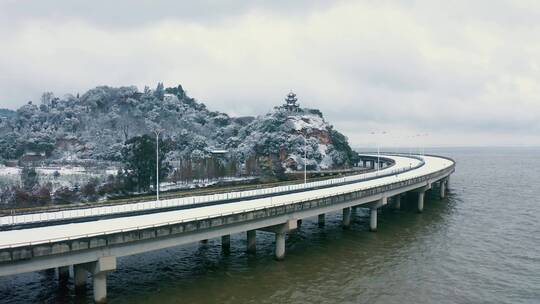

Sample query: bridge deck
[0,155,400,227]
[0,155,452,249]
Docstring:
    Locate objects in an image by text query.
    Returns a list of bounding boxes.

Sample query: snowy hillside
[235,107,357,171]
[0,84,358,172]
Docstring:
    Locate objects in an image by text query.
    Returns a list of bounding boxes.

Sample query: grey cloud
[1,0,540,146]
[0,0,341,28]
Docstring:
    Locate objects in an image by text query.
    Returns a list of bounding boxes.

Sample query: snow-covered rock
[234,107,358,171]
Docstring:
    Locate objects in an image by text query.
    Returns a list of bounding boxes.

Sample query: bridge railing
[0,161,454,251]
[0,155,425,227]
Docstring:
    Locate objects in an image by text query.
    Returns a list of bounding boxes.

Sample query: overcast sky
[1,0,539,147]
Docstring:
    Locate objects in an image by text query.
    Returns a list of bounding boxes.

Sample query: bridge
[0,153,454,303]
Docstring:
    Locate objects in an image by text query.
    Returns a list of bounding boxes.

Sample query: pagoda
[283,91,300,112]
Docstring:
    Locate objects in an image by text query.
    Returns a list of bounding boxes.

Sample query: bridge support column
[297,219,302,227]
[275,232,286,261]
[370,208,378,232]
[440,180,446,198]
[247,230,256,253]
[57,266,69,282]
[260,219,297,261]
[318,214,325,227]
[93,273,107,304]
[365,198,385,232]
[222,235,231,252]
[88,256,116,304]
[418,191,425,213]
[74,264,87,292]
[342,207,351,229]
[394,195,401,209]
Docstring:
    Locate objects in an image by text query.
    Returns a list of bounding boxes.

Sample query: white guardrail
[0,154,424,227]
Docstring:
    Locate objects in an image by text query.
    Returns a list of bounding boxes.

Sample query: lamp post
[423,133,429,155]
[153,129,164,201]
[304,137,308,185]
[377,143,380,171]
[370,131,387,172]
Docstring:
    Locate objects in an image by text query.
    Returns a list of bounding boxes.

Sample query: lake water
[1,147,539,303]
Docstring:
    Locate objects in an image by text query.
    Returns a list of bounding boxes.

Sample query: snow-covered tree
[0,83,359,182]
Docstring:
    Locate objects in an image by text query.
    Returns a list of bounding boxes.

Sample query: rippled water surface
[1,147,539,303]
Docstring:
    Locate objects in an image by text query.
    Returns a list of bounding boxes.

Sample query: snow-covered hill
[236,108,357,171]
[0,84,358,172]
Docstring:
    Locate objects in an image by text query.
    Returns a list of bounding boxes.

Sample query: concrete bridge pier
[369,198,386,232]
[85,256,116,304]
[342,207,352,229]
[275,232,286,260]
[370,208,378,231]
[93,272,108,303]
[440,180,446,198]
[247,230,256,253]
[221,235,231,252]
[259,219,297,261]
[418,191,425,213]
[318,214,325,227]
[414,184,430,213]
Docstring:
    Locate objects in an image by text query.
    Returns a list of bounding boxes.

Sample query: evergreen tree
[154,82,165,101]
[21,167,38,191]
[121,135,170,191]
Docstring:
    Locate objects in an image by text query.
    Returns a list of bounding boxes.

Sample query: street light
[423,133,429,155]
[153,128,165,201]
[370,131,387,172]
[304,136,308,185]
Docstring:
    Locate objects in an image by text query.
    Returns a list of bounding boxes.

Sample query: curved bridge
[0,153,455,303]
[0,155,403,228]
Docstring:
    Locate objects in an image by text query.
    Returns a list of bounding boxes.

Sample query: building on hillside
[283,91,300,112]
[19,150,46,166]
[210,149,229,159]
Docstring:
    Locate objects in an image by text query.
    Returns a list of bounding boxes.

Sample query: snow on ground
[0,167,21,187]
[0,166,118,190]
[289,114,326,131]
[0,163,254,193]
[160,176,256,192]
[0,166,21,176]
